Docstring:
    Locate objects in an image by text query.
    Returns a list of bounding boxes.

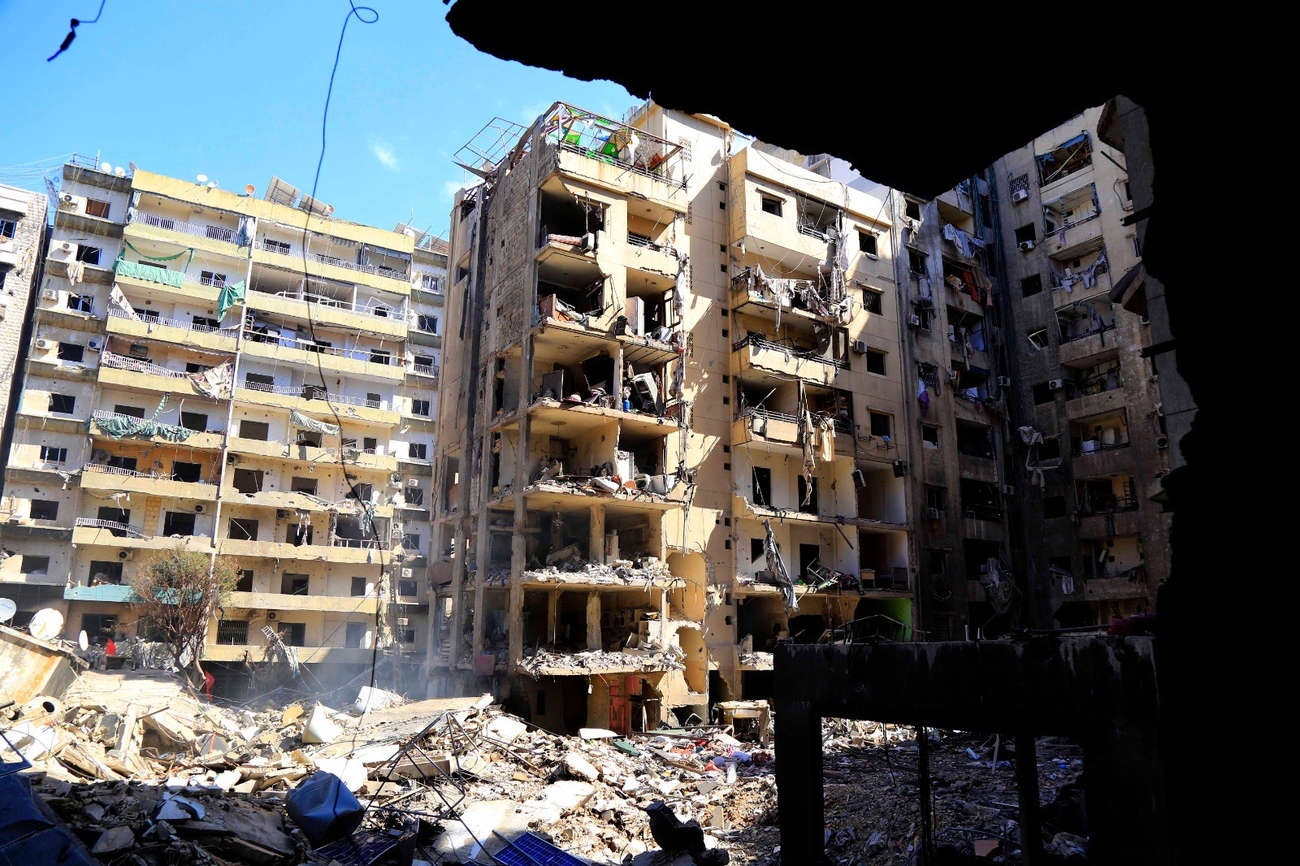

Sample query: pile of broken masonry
[3,671,1088,865]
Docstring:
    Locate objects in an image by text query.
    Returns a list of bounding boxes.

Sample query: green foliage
[129,545,238,679]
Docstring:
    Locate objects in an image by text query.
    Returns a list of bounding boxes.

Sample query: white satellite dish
[78,629,89,651]
[207,181,217,189]
[196,174,208,184]
[129,161,138,172]
[0,598,15,623]
[100,162,112,173]
[114,166,126,178]
[28,608,64,641]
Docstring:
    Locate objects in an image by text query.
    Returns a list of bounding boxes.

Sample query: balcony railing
[238,381,391,412]
[131,211,237,244]
[108,306,235,336]
[739,406,851,435]
[332,537,384,549]
[1059,321,1115,345]
[733,333,849,370]
[261,240,409,282]
[963,503,1003,522]
[411,363,440,378]
[258,288,404,320]
[244,329,397,365]
[75,517,146,538]
[100,350,190,379]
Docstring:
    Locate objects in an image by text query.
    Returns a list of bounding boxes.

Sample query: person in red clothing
[202,670,215,700]
[105,637,116,658]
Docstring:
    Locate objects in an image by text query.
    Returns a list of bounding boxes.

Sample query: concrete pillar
[586,592,601,651]
[775,700,823,866]
[589,505,605,564]
[1015,732,1044,865]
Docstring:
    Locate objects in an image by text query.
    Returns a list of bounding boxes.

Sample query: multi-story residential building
[428,101,913,731]
[990,106,1170,628]
[0,159,431,691]
[0,182,51,620]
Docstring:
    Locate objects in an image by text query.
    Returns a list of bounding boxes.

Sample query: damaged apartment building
[0,158,445,692]
[428,102,912,732]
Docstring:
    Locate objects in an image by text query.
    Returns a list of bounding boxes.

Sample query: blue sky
[0,1,637,241]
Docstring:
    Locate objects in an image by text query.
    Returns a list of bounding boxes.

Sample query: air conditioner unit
[267,611,277,621]
[1048,378,1063,390]
[923,507,941,521]
[852,339,868,354]
[1011,189,1029,203]
[87,339,101,350]
[194,504,205,513]
[35,338,53,350]
[997,376,1012,387]
[907,314,922,328]
[118,550,134,561]
[41,289,57,301]
[1000,484,1015,495]
[62,195,86,214]
[59,242,73,252]
[401,568,414,578]
[227,454,240,465]
[1156,435,1169,449]
[947,370,960,383]
[407,478,420,487]
[579,232,596,252]
[396,616,410,626]
[1018,240,1035,251]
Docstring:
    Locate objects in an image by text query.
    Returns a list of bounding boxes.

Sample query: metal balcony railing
[100,350,190,378]
[75,517,146,538]
[107,306,235,336]
[733,333,849,370]
[332,537,384,549]
[131,211,237,244]
[738,406,851,435]
[244,329,396,365]
[260,289,403,320]
[963,503,1003,522]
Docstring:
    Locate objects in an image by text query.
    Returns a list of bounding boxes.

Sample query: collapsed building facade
[427,102,913,729]
[0,159,445,690]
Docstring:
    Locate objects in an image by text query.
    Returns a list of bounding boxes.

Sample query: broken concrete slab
[485,715,528,743]
[565,752,600,782]
[543,780,596,813]
[92,825,134,854]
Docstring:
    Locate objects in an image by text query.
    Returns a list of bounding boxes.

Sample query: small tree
[130,545,237,686]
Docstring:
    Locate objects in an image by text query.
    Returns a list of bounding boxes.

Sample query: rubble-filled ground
[3,670,1087,864]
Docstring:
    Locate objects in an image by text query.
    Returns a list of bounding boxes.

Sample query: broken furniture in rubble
[716,700,771,747]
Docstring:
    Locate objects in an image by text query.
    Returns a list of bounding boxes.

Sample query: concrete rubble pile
[521,557,675,587]
[3,671,1087,864]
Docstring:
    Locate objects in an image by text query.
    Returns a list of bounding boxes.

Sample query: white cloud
[370,140,398,170]
[442,180,465,199]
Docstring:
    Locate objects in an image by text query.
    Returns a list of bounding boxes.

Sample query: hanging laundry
[917,380,930,415]
[66,259,86,285]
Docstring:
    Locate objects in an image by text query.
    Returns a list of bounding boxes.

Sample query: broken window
[66,294,93,313]
[796,476,818,515]
[1032,382,1056,405]
[866,349,886,375]
[1015,224,1036,245]
[290,477,317,495]
[908,249,927,274]
[858,231,878,257]
[40,446,68,463]
[48,394,75,414]
[926,549,947,575]
[906,200,922,222]
[752,467,772,507]
[345,622,368,648]
[1075,475,1136,513]
[1056,295,1116,344]
[925,485,946,513]
[960,479,1002,522]
[1021,274,1043,297]
[409,443,428,460]
[75,245,101,265]
[869,412,892,439]
[89,561,123,585]
[1027,328,1050,351]
[172,461,202,483]
[1043,495,1067,519]
[1035,132,1093,186]
[955,420,995,459]
[163,512,196,536]
[97,506,131,535]
[412,399,431,416]
[244,372,275,392]
[796,194,840,239]
[180,412,208,432]
[351,577,368,596]
[282,574,309,596]
[199,270,227,288]
[228,518,259,540]
[911,302,932,330]
[57,340,85,361]
[0,217,15,239]
[29,500,59,521]
[236,570,254,591]
[232,469,264,494]
[1043,183,1100,237]
[399,580,417,596]
[861,287,882,314]
[921,424,940,447]
[84,198,111,218]
[1041,436,1062,460]
[406,488,425,507]
[239,420,270,440]
[279,623,306,646]
[760,195,783,216]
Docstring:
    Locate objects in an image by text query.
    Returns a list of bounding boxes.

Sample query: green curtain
[217,280,246,319]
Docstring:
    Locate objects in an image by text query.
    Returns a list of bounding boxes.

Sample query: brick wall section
[0,185,50,488]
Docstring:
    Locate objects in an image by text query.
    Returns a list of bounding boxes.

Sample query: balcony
[284,442,398,473]
[226,591,379,615]
[535,103,688,218]
[234,383,400,426]
[89,411,222,449]
[730,267,849,325]
[71,518,214,552]
[625,234,681,280]
[1082,574,1149,602]
[124,210,244,258]
[202,644,378,663]
[240,331,406,382]
[732,333,847,385]
[253,240,411,294]
[112,259,222,306]
[81,463,218,501]
[64,583,136,603]
[98,350,200,395]
[410,363,441,388]
[245,290,408,340]
[731,408,851,458]
[106,307,238,352]
[1078,507,1143,540]
[217,535,389,563]
[221,487,394,519]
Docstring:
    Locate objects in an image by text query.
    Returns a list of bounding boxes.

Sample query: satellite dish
[0,598,15,623]
[28,608,64,641]
[129,161,138,172]
[101,162,112,172]
[245,183,255,195]
[78,629,89,651]
[114,166,126,178]
[207,181,217,189]
[196,174,208,184]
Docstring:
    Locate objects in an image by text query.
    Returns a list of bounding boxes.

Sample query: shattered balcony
[1050,239,1111,300]
[531,103,688,220]
[730,149,844,266]
[1056,288,1119,364]
[730,265,852,326]
[81,462,218,502]
[1036,131,1094,190]
[1043,182,1102,253]
[732,328,848,386]
[71,518,215,553]
[731,407,852,459]
[105,307,238,354]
